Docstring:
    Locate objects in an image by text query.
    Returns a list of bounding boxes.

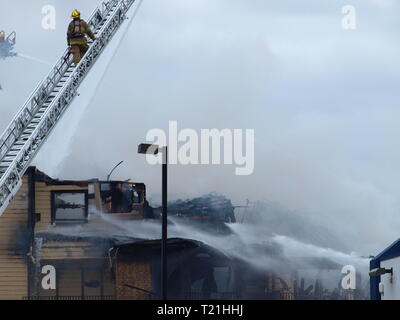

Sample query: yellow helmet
[71,10,80,19]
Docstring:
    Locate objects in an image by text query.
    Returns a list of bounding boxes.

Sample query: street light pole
[161,146,168,300]
[138,144,168,300]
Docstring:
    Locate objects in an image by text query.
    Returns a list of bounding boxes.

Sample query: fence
[23,295,115,300]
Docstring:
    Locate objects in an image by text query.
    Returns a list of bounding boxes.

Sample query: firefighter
[105,182,124,213]
[67,10,97,65]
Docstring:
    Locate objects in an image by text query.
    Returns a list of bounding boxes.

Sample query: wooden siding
[0,176,29,300]
[34,182,87,231]
[115,258,152,300]
[38,241,105,260]
[36,259,115,299]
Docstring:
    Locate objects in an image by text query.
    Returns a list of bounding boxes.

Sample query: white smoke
[17,53,52,66]
[40,210,369,292]
[2,0,398,285]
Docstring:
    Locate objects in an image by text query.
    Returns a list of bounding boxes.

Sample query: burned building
[0,167,362,300]
[0,167,239,300]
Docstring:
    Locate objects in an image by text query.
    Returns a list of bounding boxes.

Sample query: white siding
[380,257,400,300]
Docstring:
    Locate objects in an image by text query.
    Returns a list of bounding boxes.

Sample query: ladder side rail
[0,48,71,161]
[0,77,45,160]
[0,0,136,215]
[0,166,21,207]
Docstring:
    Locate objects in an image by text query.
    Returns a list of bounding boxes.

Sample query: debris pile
[169,193,236,223]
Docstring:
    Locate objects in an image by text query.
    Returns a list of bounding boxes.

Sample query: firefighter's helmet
[71,10,81,19]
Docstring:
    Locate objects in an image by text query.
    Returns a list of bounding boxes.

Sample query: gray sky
[1,0,400,255]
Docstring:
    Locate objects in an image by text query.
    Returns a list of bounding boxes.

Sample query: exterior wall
[31,180,115,299]
[115,257,153,300]
[38,241,106,260]
[0,175,29,300]
[34,181,87,231]
[57,268,82,297]
[379,257,400,300]
[33,259,116,299]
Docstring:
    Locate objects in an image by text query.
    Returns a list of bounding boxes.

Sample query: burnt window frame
[99,182,146,214]
[51,190,89,225]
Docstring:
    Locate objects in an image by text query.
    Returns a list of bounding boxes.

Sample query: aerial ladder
[0,31,17,59]
[0,0,138,216]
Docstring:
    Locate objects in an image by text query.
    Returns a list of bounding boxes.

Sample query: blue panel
[369,258,381,300]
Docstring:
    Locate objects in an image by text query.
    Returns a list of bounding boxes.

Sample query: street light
[370,267,393,283]
[138,143,168,300]
[369,267,393,277]
[107,160,124,181]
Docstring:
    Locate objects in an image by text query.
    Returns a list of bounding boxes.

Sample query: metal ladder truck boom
[0,0,137,216]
